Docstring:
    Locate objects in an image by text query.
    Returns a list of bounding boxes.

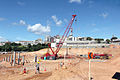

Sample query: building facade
[46,35,110,48]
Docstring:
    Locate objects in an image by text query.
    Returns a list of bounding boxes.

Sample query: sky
[0,0,120,42]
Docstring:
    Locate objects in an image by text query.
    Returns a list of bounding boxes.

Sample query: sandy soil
[0,46,120,80]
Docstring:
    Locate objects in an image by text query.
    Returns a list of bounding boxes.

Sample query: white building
[34,38,44,45]
[15,41,34,46]
[0,42,5,46]
[15,38,44,46]
[111,39,120,45]
[45,34,109,48]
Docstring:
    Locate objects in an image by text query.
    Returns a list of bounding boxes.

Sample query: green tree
[0,46,2,51]
[0,42,49,52]
[86,37,93,41]
[21,46,28,51]
[4,43,12,51]
[106,39,110,44]
[95,38,104,43]
[27,44,33,51]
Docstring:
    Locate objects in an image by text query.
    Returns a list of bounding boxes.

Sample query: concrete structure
[22,56,25,65]
[45,35,60,43]
[18,52,20,65]
[11,55,13,63]
[13,52,16,66]
[8,56,10,62]
[63,40,109,48]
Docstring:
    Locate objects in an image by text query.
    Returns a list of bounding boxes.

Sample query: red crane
[43,15,76,60]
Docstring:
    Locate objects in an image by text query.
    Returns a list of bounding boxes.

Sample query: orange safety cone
[23,67,26,73]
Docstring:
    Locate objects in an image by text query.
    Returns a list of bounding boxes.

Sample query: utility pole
[89,59,91,80]
[88,52,93,80]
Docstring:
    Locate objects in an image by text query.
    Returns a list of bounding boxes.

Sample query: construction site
[0,14,120,80]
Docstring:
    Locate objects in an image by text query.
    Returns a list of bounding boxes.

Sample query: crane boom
[55,15,76,54]
[47,15,76,57]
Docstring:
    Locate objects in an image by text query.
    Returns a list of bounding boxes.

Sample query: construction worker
[23,67,26,74]
[35,62,40,74]
[60,62,63,67]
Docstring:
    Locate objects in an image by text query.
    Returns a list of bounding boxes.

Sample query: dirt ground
[0,46,120,80]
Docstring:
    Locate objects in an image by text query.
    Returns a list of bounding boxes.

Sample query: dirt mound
[45,59,88,80]
[45,69,85,80]
[24,72,52,80]
[109,44,120,48]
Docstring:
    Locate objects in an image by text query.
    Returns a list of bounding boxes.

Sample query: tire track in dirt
[23,72,52,80]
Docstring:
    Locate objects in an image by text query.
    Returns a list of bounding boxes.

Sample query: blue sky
[0,0,120,42]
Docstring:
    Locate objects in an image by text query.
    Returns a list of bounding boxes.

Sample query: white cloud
[17,1,25,6]
[12,20,26,26]
[51,15,62,26]
[27,23,51,35]
[20,20,26,25]
[0,18,6,21]
[100,13,108,18]
[69,0,82,3]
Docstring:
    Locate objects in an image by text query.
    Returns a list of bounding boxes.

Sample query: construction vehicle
[93,53,112,59]
[41,15,77,60]
[81,53,112,59]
